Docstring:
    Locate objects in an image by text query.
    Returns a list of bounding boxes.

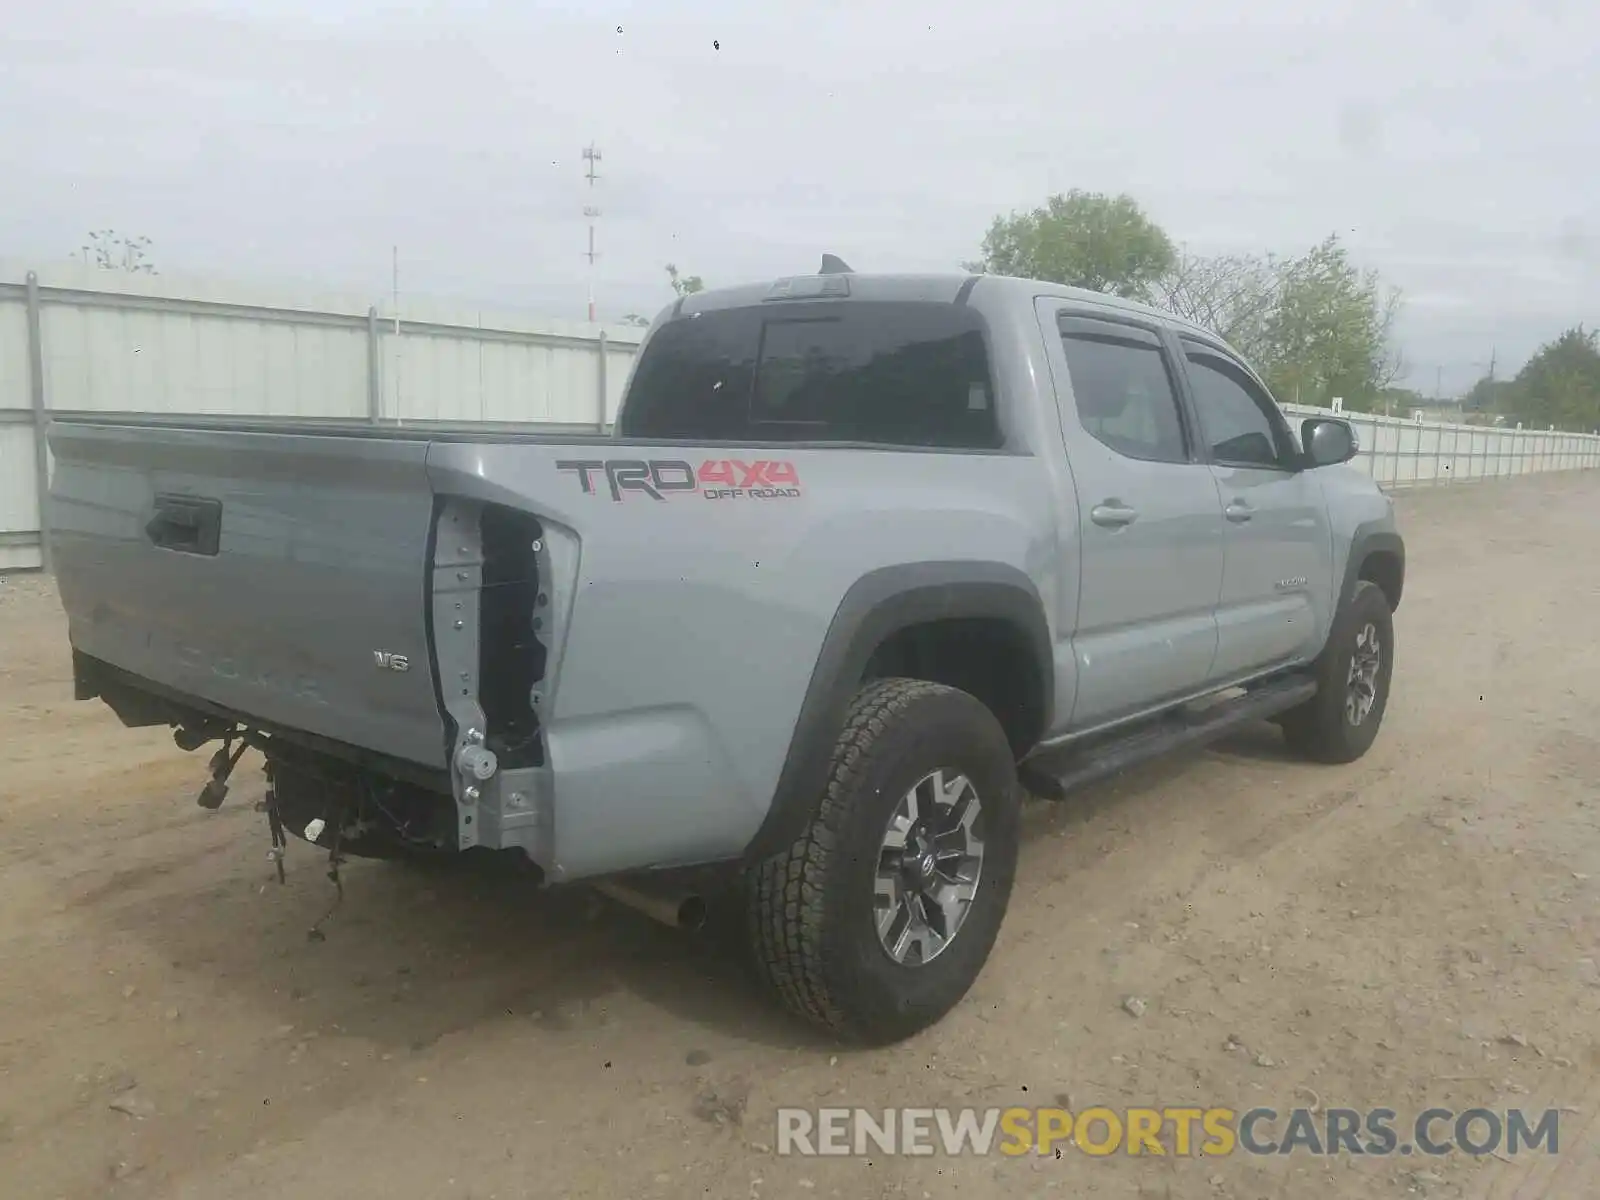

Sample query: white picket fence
[3,258,1598,570]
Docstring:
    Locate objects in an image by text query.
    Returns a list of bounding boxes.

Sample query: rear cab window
[619,301,1001,449]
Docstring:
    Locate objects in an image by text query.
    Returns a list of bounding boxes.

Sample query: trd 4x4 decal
[555,458,803,502]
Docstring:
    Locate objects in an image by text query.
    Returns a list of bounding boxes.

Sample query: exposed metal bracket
[431,499,488,850]
[429,500,558,863]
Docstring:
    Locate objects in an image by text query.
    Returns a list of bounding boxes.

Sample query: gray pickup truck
[48,262,1403,1044]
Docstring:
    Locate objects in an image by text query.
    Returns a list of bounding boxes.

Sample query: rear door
[1174,338,1332,679]
[1039,303,1226,727]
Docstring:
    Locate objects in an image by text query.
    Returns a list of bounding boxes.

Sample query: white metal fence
[1281,403,1600,488]
[0,259,645,569]
[3,258,1598,570]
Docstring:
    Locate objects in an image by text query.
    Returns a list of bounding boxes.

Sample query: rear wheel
[746,678,1020,1045]
[1281,580,1395,763]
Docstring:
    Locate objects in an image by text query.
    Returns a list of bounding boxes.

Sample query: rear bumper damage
[69,494,563,871]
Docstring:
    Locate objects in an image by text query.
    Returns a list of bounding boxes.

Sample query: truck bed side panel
[428,442,1056,878]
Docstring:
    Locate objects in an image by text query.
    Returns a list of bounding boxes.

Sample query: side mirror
[1301,417,1358,468]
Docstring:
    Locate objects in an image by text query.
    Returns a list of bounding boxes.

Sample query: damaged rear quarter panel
[426,440,1053,880]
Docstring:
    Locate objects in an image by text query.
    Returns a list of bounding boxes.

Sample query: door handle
[1090,502,1139,528]
[146,494,223,556]
[1224,499,1254,523]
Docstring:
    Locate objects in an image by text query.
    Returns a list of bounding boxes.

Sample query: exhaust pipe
[594,879,708,932]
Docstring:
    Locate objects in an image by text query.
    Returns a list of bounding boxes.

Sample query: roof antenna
[818,253,853,275]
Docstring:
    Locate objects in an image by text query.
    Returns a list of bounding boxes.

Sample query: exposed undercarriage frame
[78,651,464,856]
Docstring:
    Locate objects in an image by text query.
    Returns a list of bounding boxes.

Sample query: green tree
[1505,327,1600,430]
[665,263,704,297]
[1253,235,1400,411]
[1155,236,1401,411]
[966,190,1176,301]
[1461,373,1517,416]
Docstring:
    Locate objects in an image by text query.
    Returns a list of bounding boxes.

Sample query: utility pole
[582,143,602,323]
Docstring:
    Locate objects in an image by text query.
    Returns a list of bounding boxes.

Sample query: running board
[1019,674,1318,801]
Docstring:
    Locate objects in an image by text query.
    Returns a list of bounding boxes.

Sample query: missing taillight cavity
[478,504,547,768]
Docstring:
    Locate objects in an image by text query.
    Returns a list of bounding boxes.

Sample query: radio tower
[582,143,602,323]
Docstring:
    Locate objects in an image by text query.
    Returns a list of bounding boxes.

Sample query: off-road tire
[745,678,1021,1045]
[1280,580,1395,763]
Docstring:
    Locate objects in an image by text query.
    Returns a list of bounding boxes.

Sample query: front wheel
[1281,580,1395,763]
[745,678,1021,1045]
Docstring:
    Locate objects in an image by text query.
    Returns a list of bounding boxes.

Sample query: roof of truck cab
[675,271,1215,342]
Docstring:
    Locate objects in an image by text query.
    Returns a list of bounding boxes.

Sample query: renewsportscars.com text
[775,1106,1562,1159]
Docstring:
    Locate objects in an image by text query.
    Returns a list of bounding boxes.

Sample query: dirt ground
[1,474,1597,1200]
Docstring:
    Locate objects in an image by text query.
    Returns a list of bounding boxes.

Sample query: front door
[1174,338,1333,680]
[1040,304,1227,729]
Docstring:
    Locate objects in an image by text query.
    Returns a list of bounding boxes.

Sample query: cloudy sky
[4,0,1595,394]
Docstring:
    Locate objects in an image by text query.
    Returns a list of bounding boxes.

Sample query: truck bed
[50,412,1045,878]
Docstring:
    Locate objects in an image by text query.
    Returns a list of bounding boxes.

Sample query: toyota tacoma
[48,261,1404,1044]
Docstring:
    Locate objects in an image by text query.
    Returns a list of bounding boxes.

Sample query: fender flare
[1340,523,1406,613]
[741,561,1052,863]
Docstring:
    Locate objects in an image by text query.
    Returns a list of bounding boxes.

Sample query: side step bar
[1019,673,1318,801]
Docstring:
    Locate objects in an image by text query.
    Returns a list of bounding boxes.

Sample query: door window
[1183,347,1292,469]
[1058,322,1189,464]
